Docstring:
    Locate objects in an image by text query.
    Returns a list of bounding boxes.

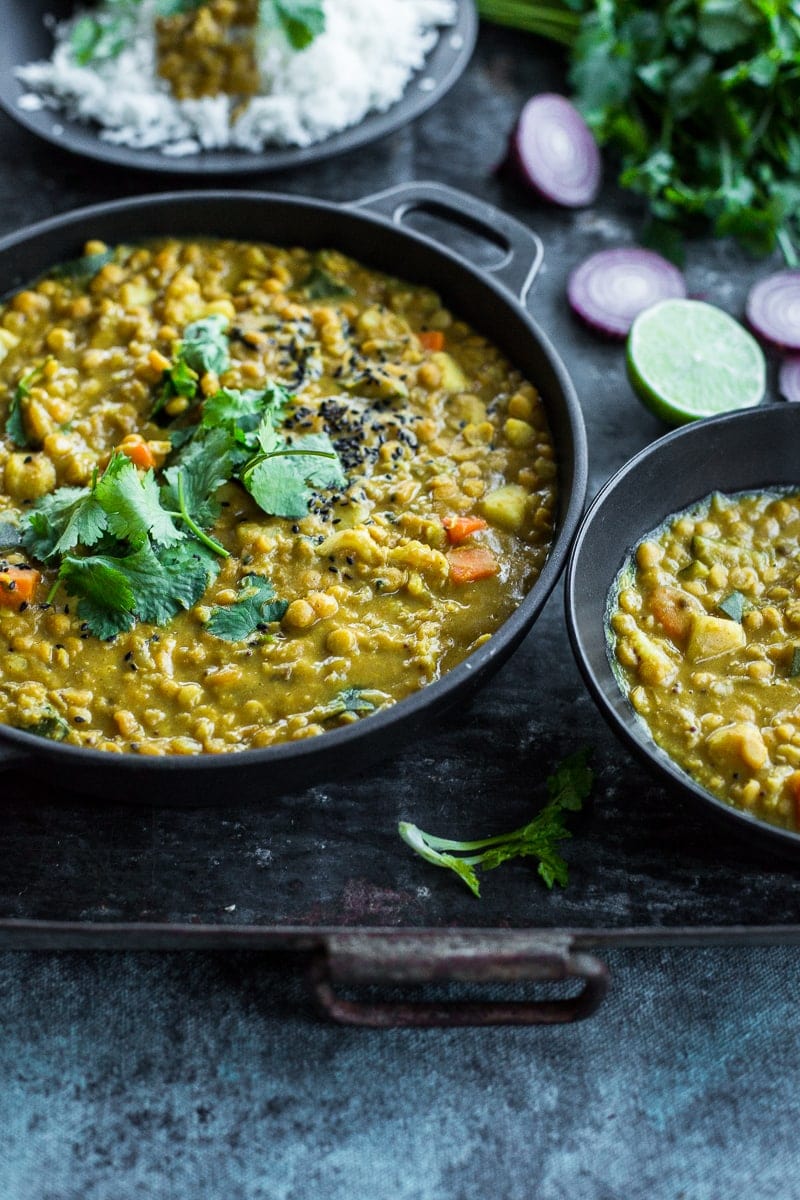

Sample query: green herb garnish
[206,574,288,641]
[15,709,71,742]
[154,314,230,415]
[265,0,326,50]
[6,361,52,448]
[399,750,592,896]
[479,0,800,262]
[303,266,354,300]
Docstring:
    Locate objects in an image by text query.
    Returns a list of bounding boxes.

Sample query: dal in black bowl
[565,403,800,856]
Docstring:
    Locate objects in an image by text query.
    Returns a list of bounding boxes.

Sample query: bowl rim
[565,403,800,852]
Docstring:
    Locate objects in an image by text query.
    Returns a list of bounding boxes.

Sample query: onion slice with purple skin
[779,355,800,403]
[745,271,800,352]
[567,248,687,338]
[509,93,601,208]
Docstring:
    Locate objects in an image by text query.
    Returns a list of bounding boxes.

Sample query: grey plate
[565,403,800,857]
[0,0,477,175]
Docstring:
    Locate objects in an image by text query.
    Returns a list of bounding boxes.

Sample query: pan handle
[349,181,543,305]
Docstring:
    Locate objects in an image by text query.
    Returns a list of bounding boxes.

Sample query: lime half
[627,298,766,425]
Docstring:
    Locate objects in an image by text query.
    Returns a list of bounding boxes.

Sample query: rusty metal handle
[307,931,610,1028]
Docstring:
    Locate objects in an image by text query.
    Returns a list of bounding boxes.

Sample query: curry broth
[609,489,800,832]
[0,237,557,754]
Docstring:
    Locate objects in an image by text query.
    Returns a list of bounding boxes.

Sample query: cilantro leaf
[58,552,138,638]
[161,424,239,528]
[6,362,51,448]
[58,540,219,639]
[94,454,182,548]
[242,431,346,519]
[154,315,231,415]
[206,574,288,641]
[23,486,100,562]
[399,750,592,896]
[199,381,292,447]
[303,266,354,300]
[180,314,230,377]
[267,0,326,50]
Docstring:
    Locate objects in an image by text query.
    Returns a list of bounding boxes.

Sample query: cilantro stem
[173,471,229,558]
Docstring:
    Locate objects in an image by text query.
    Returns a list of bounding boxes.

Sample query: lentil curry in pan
[0,237,557,755]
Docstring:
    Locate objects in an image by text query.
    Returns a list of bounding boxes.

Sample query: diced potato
[454,393,486,423]
[431,351,468,393]
[706,722,768,772]
[627,628,678,687]
[481,483,528,531]
[686,612,746,662]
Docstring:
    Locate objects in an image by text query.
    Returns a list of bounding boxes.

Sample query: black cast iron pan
[565,403,800,857]
[0,182,587,804]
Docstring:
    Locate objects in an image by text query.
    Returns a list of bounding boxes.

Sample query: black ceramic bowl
[566,403,800,855]
[0,183,587,805]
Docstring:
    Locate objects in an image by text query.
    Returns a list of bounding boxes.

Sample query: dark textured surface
[0,23,799,1198]
[0,25,796,932]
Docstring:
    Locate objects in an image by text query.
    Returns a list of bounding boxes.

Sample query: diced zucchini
[691,534,767,573]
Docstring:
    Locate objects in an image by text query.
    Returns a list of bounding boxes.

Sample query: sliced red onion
[567,248,687,338]
[745,271,800,352]
[509,93,601,208]
[779,355,800,403]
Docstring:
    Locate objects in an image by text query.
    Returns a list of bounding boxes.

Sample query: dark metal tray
[0,25,797,1028]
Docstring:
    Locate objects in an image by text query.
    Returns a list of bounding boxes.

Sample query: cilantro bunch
[20,328,346,639]
[480,0,800,263]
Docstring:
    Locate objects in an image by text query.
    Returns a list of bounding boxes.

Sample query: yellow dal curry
[0,236,557,755]
[610,489,800,832]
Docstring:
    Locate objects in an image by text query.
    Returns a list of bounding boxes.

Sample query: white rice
[16,0,458,155]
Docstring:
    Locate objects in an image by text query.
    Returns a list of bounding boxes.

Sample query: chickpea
[3,452,56,501]
[283,599,316,630]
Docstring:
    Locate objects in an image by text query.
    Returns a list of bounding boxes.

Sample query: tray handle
[308,930,609,1028]
[350,181,543,305]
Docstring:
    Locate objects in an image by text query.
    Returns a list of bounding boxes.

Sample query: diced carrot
[442,514,489,544]
[787,772,800,832]
[448,546,499,584]
[117,435,156,470]
[418,330,445,352]
[0,565,41,610]
[647,585,700,645]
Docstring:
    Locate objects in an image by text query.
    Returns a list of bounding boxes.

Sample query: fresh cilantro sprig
[23,453,221,638]
[206,574,288,641]
[399,751,593,896]
[480,0,800,263]
[154,314,230,415]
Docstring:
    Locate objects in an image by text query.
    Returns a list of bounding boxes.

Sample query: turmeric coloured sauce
[0,237,557,755]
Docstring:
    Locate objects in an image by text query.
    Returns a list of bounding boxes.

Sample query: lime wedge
[626,298,766,425]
